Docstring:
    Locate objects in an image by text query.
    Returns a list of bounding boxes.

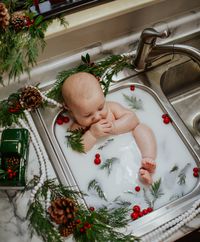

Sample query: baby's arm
[109,102,140,134]
[109,102,157,161]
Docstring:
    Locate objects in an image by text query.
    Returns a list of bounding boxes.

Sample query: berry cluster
[162,114,172,124]
[76,219,92,233]
[193,167,199,177]
[131,205,153,220]
[7,169,17,179]
[56,114,70,125]
[94,153,101,165]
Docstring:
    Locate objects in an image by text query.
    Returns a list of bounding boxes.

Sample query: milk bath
[54,83,198,212]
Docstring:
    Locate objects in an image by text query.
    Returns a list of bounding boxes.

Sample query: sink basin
[160,60,200,144]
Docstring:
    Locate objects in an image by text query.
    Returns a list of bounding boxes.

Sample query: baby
[62,72,157,184]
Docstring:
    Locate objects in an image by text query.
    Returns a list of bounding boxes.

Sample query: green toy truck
[0,128,29,189]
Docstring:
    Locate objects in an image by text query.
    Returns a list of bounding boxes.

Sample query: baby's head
[62,72,108,127]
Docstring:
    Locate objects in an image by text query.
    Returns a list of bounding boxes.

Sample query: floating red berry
[130,85,135,91]
[94,157,101,165]
[132,205,141,213]
[138,211,144,217]
[89,206,95,211]
[163,116,171,124]
[84,222,91,229]
[193,167,199,173]
[135,186,140,192]
[95,153,100,159]
[56,118,63,125]
[193,172,199,177]
[131,212,139,220]
[162,113,172,124]
[63,116,70,123]
[142,209,148,215]
[147,207,153,213]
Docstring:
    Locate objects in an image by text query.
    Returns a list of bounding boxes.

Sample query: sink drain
[193,114,200,135]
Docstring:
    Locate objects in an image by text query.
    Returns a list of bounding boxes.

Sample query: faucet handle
[140,28,169,44]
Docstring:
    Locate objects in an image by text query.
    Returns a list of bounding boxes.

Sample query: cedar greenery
[0,0,67,84]
[123,94,143,110]
[88,179,107,201]
[26,177,138,242]
[47,54,133,101]
[66,128,85,153]
[100,157,119,175]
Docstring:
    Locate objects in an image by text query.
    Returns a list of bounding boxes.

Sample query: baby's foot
[139,168,153,185]
[141,158,156,173]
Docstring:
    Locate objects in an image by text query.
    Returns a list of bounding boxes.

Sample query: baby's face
[70,91,108,127]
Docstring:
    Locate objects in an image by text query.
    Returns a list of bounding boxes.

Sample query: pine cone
[10,11,26,32]
[0,3,10,29]
[59,223,76,237]
[19,86,43,111]
[48,197,77,225]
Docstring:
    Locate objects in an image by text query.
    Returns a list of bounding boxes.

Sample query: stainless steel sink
[161,60,200,144]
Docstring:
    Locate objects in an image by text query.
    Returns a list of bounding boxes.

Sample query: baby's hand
[90,119,113,138]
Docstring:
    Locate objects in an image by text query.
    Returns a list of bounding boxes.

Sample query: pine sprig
[88,179,107,201]
[100,157,119,175]
[47,53,133,101]
[170,165,179,173]
[97,138,114,150]
[178,163,190,185]
[66,128,85,153]
[27,201,62,242]
[123,94,143,110]
[0,1,66,83]
[150,178,163,199]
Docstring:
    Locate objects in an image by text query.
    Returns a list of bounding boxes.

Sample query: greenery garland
[26,177,138,242]
[0,0,67,84]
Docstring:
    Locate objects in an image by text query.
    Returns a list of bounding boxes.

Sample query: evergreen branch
[66,128,85,153]
[88,179,107,201]
[177,163,190,185]
[100,157,119,175]
[143,188,153,208]
[170,165,179,173]
[97,138,114,150]
[27,201,62,242]
[47,54,134,101]
[150,178,164,200]
[123,94,143,110]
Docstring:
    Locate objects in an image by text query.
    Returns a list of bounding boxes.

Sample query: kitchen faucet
[134,28,200,71]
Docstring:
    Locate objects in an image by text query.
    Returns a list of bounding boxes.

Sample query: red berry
[131,212,139,220]
[147,207,153,213]
[63,116,70,123]
[95,153,100,159]
[56,118,63,125]
[162,114,167,119]
[80,227,85,233]
[193,172,199,177]
[163,116,171,124]
[8,173,13,179]
[13,172,17,177]
[193,167,199,173]
[135,186,140,192]
[89,206,95,211]
[142,209,148,215]
[130,85,135,91]
[132,205,141,213]
[138,211,144,217]
[7,169,12,173]
[76,219,81,224]
[94,157,101,165]
[84,222,91,229]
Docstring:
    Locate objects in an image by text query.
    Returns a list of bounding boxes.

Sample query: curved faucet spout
[134,28,200,71]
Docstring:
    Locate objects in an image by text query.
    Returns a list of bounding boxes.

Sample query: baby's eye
[98,106,104,111]
[84,113,91,118]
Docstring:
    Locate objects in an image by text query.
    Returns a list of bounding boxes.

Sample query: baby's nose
[93,112,102,122]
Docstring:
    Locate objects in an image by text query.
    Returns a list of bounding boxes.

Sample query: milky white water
[54,84,198,212]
